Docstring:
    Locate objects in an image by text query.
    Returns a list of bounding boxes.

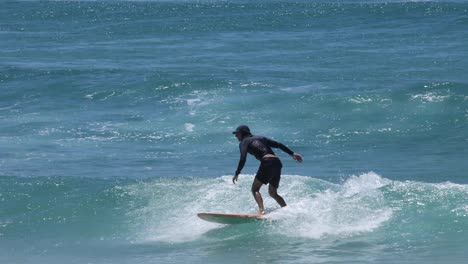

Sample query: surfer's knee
[251,185,260,194]
[268,187,278,197]
[268,189,275,197]
[251,178,262,194]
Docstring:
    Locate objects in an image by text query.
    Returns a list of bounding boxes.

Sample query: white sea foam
[266,172,393,239]
[411,92,449,102]
[348,96,373,104]
[128,177,233,243]
[184,123,195,132]
[186,98,201,106]
[130,172,394,243]
[451,205,468,217]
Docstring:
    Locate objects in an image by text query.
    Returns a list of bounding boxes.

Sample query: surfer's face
[234,132,242,142]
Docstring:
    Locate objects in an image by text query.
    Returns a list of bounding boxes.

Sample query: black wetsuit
[235,135,294,188]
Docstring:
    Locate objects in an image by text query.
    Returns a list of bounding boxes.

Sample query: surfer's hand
[232,174,239,184]
[293,153,303,163]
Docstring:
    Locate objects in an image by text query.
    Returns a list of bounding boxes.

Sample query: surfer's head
[233,125,252,141]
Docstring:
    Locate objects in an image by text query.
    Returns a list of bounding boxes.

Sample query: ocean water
[1,0,467,263]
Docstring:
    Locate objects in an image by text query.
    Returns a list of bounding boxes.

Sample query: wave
[120,172,468,243]
[1,173,467,246]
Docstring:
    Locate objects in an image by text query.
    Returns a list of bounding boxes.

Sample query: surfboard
[197,212,265,224]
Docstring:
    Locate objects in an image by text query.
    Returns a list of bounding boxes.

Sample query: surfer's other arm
[233,160,245,184]
[233,134,250,184]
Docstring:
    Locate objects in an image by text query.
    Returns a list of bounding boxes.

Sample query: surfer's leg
[251,178,265,214]
[268,185,286,207]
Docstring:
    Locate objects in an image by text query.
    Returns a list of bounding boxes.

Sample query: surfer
[232,125,303,215]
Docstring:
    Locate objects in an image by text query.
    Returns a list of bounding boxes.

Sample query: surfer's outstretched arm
[265,138,303,162]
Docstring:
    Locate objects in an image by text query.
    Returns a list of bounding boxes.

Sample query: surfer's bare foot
[258,210,265,215]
